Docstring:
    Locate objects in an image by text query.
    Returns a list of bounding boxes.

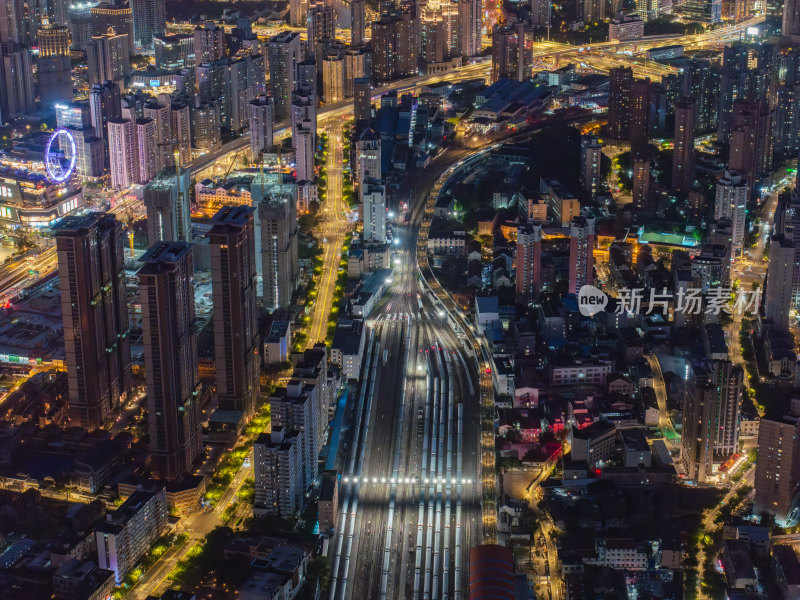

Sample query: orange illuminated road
[129,456,253,599]
[307,122,351,348]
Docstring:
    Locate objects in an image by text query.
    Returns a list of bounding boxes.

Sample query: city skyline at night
[0,1,798,600]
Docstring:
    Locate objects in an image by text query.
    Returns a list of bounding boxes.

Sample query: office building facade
[209,206,260,419]
[143,168,192,245]
[54,214,131,431]
[259,191,299,310]
[269,380,320,491]
[249,95,275,159]
[95,488,168,584]
[580,135,602,200]
[138,242,203,480]
[108,118,138,189]
[254,428,302,517]
[131,0,165,48]
[268,31,303,120]
[608,67,634,140]
[672,98,696,195]
[568,216,595,295]
[713,170,749,258]
[765,235,795,330]
[516,223,543,304]
[754,403,800,522]
[361,178,386,243]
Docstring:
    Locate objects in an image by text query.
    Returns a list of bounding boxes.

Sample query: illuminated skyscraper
[491,25,517,82]
[269,380,320,492]
[361,178,386,243]
[354,77,371,123]
[344,47,370,96]
[783,0,800,36]
[191,100,222,151]
[530,0,550,27]
[143,95,173,172]
[356,126,381,188]
[629,78,651,159]
[171,100,192,165]
[135,118,158,184]
[86,32,131,87]
[209,206,260,419]
[69,4,94,50]
[249,95,275,158]
[716,44,778,143]
[54,214,131,431]
[680,0,722,23]
[259,185,299,311]
[37,20,73,108]
[38,20,71,57]
[55,102,105,178]
[681,368,716,483]
[294,121,315,182]
[268,31,303,119]
[154,34,195,71]
[351,0,366,46]
[108,118,138,189]
[143,167,192,245]
[289,0,308,26]
[254,428,302,517]
[292,71,317,174]
[681,360,743,484]
[138,242,203,480]
[672,98,695,195]
[728,100,775,187]
[580,135,602,200]
[90,80,121,167]
[90,3,134,52]
[307,1,336,57]
[419,0,459,66]
[581,0,607,21]
[1,45,35,118]
[775,84,800,162]
[632,158,650,209]
[193,21,225,65]
[516,223,543,304]
[713,170,748,258]
[709,360,744,460]
[371,11,416,81]
[131,0,165,48]
[764,235,795,331]
[322,52,345,103]
[568,216,594,295]
[754,400,800,522]
[608,66,633,139]
[682,59,716,133]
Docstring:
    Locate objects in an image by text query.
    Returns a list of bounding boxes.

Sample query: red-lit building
[469,544,516,600]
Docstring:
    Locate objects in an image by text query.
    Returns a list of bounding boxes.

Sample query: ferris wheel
[44,128,77,183]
